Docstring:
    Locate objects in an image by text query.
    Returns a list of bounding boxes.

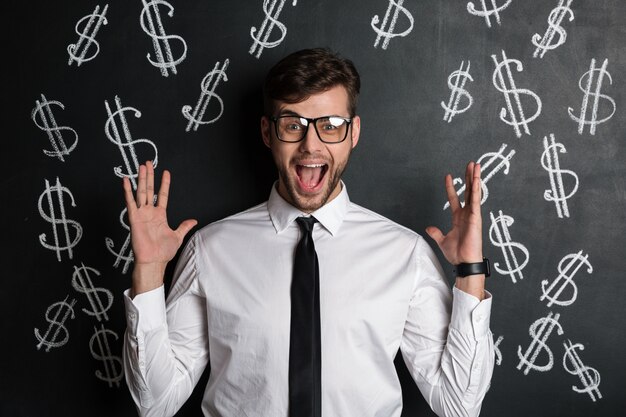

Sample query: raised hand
[426,162,485,299]
[123,161,197,296]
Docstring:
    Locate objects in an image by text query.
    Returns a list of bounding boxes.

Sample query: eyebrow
[276,110,300,117]
[275,111,348,119]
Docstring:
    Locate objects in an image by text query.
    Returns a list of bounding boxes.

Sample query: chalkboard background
[3,0,625,416]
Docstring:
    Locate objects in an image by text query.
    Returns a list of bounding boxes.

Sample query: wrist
[131,262,167,298]
[455,275,486,301]
[456,252,484,265]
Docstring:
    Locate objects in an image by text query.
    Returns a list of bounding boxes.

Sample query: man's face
[261,85,361,213]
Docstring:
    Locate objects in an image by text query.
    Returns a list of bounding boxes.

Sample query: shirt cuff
[450,286,493,341]
[123,285,167,334]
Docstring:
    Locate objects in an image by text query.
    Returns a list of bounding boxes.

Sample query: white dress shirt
[123,183,494,417]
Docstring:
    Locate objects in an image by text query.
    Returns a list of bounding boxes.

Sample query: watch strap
[454,258,491,277]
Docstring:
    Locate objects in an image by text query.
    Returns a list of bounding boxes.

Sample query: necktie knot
[296,216,317,234]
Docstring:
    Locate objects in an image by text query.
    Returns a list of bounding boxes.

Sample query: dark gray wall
[3,1,625,416]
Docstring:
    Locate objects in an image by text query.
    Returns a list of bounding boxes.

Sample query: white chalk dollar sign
[563,340,602,402]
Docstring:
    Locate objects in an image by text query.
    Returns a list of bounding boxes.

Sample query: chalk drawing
[494,335,504,366]
[443,143,516,210]
[38,177,83,262]
[489,210,529,284]
[441,60,474,123]
[34,295,77,352]
[104,95,158,191]
[541,134,579,218]
[249,0,298,59]
[491,50,542,138]
[139,0,187,76]
[90,324,124,388]
[563,339,602,401]
[371,0,414,50]
[105,207,134,274]
[532,0,574,58]
[31,94,78,162]
[568,58,616,135]
[183,59,230,131]
[517,311,564,375]
[71,263,114,322]
[67,4,109,66]
[540,250,592,308]
[466,0,512,28]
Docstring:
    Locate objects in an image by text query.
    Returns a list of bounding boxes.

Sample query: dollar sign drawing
[441,60,474,123]
[532,0,574,59]
[90,325,124,388]
[491,50,543,138]
[568,58,616,135]
[71,263,114,322]
[540,250,592,308]
[517,311,564,375]
[489,210,529,283]
[104,95,158,191]
[38,177,83,262]
[249,0,298,59]
[541,134,579,219]
[371,0,414,50]
[466,0,512,28]
[562,340,602,402]
[443,143,516,210]
[31,94,79,162]
[67,4,109,66]
[34,296,77,352]
[183,59,230,132]
[105,207,134,274]
[140,0,188,77]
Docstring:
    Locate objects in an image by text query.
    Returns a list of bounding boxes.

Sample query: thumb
[175,219,198,240]
[425,226,445,247]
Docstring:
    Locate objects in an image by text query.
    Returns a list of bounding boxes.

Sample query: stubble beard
[278,157,349,213]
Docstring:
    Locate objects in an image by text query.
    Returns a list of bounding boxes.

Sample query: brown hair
[263,48,361,116]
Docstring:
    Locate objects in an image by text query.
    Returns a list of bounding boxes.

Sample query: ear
[350,115,361,149]
[261,116,271,148]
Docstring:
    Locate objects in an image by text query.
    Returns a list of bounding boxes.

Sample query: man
[122,48,494,417]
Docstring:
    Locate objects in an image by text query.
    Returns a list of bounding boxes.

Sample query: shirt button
[130,312,137,320]
[475,313,483,322]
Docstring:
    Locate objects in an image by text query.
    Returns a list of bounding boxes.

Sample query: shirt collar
[267,181,350,236]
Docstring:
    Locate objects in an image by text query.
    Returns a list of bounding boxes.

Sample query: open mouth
[295,163,328,191]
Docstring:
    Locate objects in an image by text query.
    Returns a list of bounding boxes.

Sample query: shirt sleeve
[123,234,210,417]
[400,236,495,417]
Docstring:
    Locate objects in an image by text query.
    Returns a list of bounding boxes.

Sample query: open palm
[426,162,483,266]
[123,161,197,268]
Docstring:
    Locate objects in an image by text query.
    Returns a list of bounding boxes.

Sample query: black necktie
[289,216,322,417]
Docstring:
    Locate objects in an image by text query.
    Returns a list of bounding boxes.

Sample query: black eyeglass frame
[269,115,353,144]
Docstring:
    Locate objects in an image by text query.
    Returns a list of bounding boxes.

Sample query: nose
[298,123,323,153]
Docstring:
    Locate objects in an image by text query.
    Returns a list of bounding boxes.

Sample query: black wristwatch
[454,258,491,277]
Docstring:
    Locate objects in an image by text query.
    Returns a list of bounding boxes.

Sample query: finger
[122,177,137,214]
[425,226,445,247]
[136,164,147,207]
[175,219,198,240]
[146,160,155,206]
[445,174,461,212]
[464,161,475,207]
[470,162,482,214]
[156,170,171,209]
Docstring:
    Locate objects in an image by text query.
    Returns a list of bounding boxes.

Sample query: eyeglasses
[270,115,353,143]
